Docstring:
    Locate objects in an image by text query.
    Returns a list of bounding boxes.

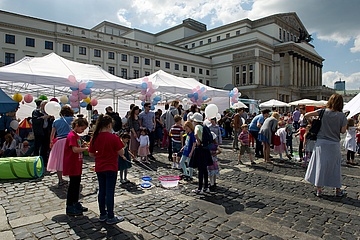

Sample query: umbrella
[231,102,248,109]
[259,99,290,108]
[288,99,320,106]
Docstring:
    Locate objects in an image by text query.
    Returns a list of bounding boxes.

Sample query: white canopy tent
[344,93,360,118]
[259,99,290,108]
[288,99,324,106]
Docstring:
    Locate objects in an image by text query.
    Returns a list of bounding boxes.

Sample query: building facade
[0,10,334,102]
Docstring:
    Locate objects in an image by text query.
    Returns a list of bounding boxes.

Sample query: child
[344,118,360,165]
[169,115,184,169]
[88,114,125,224]
[238,124,255,165]
[208,132,221,191]
[303,125,316,167]
[273,123,292,163]
[118,133,134,184]
[0,133,17,157]
[356,129,360,155]
[18,140,30,156]
[179,121,196,181]
[62,116,89,216]
[137,128,150,163]
[285,121,294,155]
[295,124,306,162]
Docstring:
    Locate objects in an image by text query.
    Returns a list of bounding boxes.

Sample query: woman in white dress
[343,118,360,165]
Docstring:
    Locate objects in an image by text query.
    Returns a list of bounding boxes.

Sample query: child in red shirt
[295,125,306,161]
[62,116,89,216]
[356,130,360,155]
[88,114,125,225]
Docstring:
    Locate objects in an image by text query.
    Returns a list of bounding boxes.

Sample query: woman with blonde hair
[258,112,280,163]
[179,121,196,181]
[304,93,347,197]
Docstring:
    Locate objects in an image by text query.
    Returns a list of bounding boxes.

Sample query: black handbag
[307,109,325,140]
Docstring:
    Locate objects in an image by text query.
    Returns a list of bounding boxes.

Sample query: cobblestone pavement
[0,137,359,239]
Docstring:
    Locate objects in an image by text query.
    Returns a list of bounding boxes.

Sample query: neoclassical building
[0,10,334,102]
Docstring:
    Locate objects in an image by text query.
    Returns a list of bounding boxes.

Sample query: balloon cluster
[67,75,97,112]
[187,86,209,106]
[229,87,240,105]
[139,77,161,110]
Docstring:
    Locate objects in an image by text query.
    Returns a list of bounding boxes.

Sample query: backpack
[201,125,213,148]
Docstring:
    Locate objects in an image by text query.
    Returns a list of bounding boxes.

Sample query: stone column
[301,57,305,87]
[293,54,298,87]
[279,53,285,86]
[288,51,294,86]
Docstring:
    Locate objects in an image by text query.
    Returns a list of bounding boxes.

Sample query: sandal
[335,190,346,197]
[315,190,322,197]
[346,161,351,165]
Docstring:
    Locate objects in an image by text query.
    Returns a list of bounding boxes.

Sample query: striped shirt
[169,124,184,143]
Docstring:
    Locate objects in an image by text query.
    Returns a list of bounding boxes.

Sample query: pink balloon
[79,82,87,91]
[24,94,33,103]
[69,95,77,102]
[233,99,238,103]
[90,99,98,106]
[192,88,197,93]
[139,95,145,101]
[79,93,87,99]
[190,97,196,103]
[71,90,79,96]
[70,102,79,108]
[143,77,149,83]
[147,81,152,89]
[141,90,146,95]
[68,75,77,84]
[196,86,200,90]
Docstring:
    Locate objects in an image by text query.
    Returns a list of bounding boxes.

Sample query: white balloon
[44,101,61,116]
[204,104,218,119]
[203,119,211,127]
[10,120,19,130]
[216,113,221,121]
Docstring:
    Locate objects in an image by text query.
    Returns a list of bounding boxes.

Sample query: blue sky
[1,0,359,90]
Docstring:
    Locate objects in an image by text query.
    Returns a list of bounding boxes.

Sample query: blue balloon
[193,92,198,100]
[154,96,161,101]
[200,86,206,92]
[187,93,193,98]
[202,96,208,100]
[80,102,87,108]
[141,82,148,89]
[81,88,91,95]
[141,101,145,106]
[229,92,234,97]
[150,106,155,110]
[72,107,79,112]
[70,87,79,91]
[86,81,94,88]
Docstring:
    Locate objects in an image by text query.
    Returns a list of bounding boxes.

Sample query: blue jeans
[179,155,193,177]
[96,171,117,219]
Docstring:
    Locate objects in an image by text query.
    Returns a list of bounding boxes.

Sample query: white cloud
[322,71,360,90]
[350,35,360,53]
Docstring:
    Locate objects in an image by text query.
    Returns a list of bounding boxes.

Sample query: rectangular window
[279,28,282,39]
[206,70,210,76]
[226,33,230,38]
[94,49,101,57]
[175,64,179,70]
[199,79,203,83]
[208,38,212,43]
[155,60,160,67]
[191,67,195,73]
[165,62,170,69]
[79,47,86,55]
[199,68,203,74]
[108,52,115,59]
[26,38,35,47]
[108,66,115,75]
[249,72,253,84]
[5,52,15,65]
[63,44,70,53]
[134,56,139,63]
[236,30,241,36]
[121,68,127,79]
[121,54,127,61]
[185,45,188,49]
[242,65,247,85]
[199,41,203,46]
[191,43,195,48]
[206,80,209,86]
[217,36,221,41]
[145,71,150,76]
[287,32,290,41]
[144,58,150,65]
[183,65,187,72]
[133,70,139,78]
[283,30,286,41]
[45,41,53,50]
[5,34,15,44]
[235,74,240,85]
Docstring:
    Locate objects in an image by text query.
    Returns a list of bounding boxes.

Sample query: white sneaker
[171,163,176,169]
[177,164,181,169]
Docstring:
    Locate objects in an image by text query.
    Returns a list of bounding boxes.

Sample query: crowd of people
[1,93,358,223]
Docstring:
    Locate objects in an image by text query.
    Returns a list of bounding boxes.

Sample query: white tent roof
[344,93,360,118]
[288,98,324,106]
[0,53,137,99]
[259,99,290,108]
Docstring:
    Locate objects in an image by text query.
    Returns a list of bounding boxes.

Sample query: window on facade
[242,66,246,72]
[206,80,210,86]
[287,32,290,41]
[208,38,212,43]
[217,36,221,41]
[283,30,286,41]
[290,34,293,41]
[155,60,160,67]
[199,79,203,83]
[242,65,247,85]
[134,56,139,63]
[79,47,86,55]
[294,36,297,42]
[199,68,203,74]
[63,44,70,53]
[144,58,150,65]
[5,53,15,65]
[199,41,203,46]
[94,49,101,57]
[121,54,127,61]
[108,52,115,59]
[108,66,115,75]
[145,71,150,76]
[226,33,230,38]
[279,28,282,39]
[183,65,187,72]
[185,45,188,49]
[165,62,170,69]
[249,64,253,84]
[175,64,179,70]
[45,41,53,50]
[191,67,195,73]
[5,34,15,44]
[121,68,127,79]
[206,70,210,75]
[133,70,139,78]
[191,43,195,48]
[235,74,240,85]
[236,30,241,36]
[26,38,35,47]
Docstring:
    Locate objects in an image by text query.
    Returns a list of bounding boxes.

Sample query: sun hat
[190,112,203,123]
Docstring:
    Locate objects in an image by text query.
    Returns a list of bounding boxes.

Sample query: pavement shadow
[48,184,68,199]
[119,182,146,194]
[318,194,360,208]
[52,214,146,240]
